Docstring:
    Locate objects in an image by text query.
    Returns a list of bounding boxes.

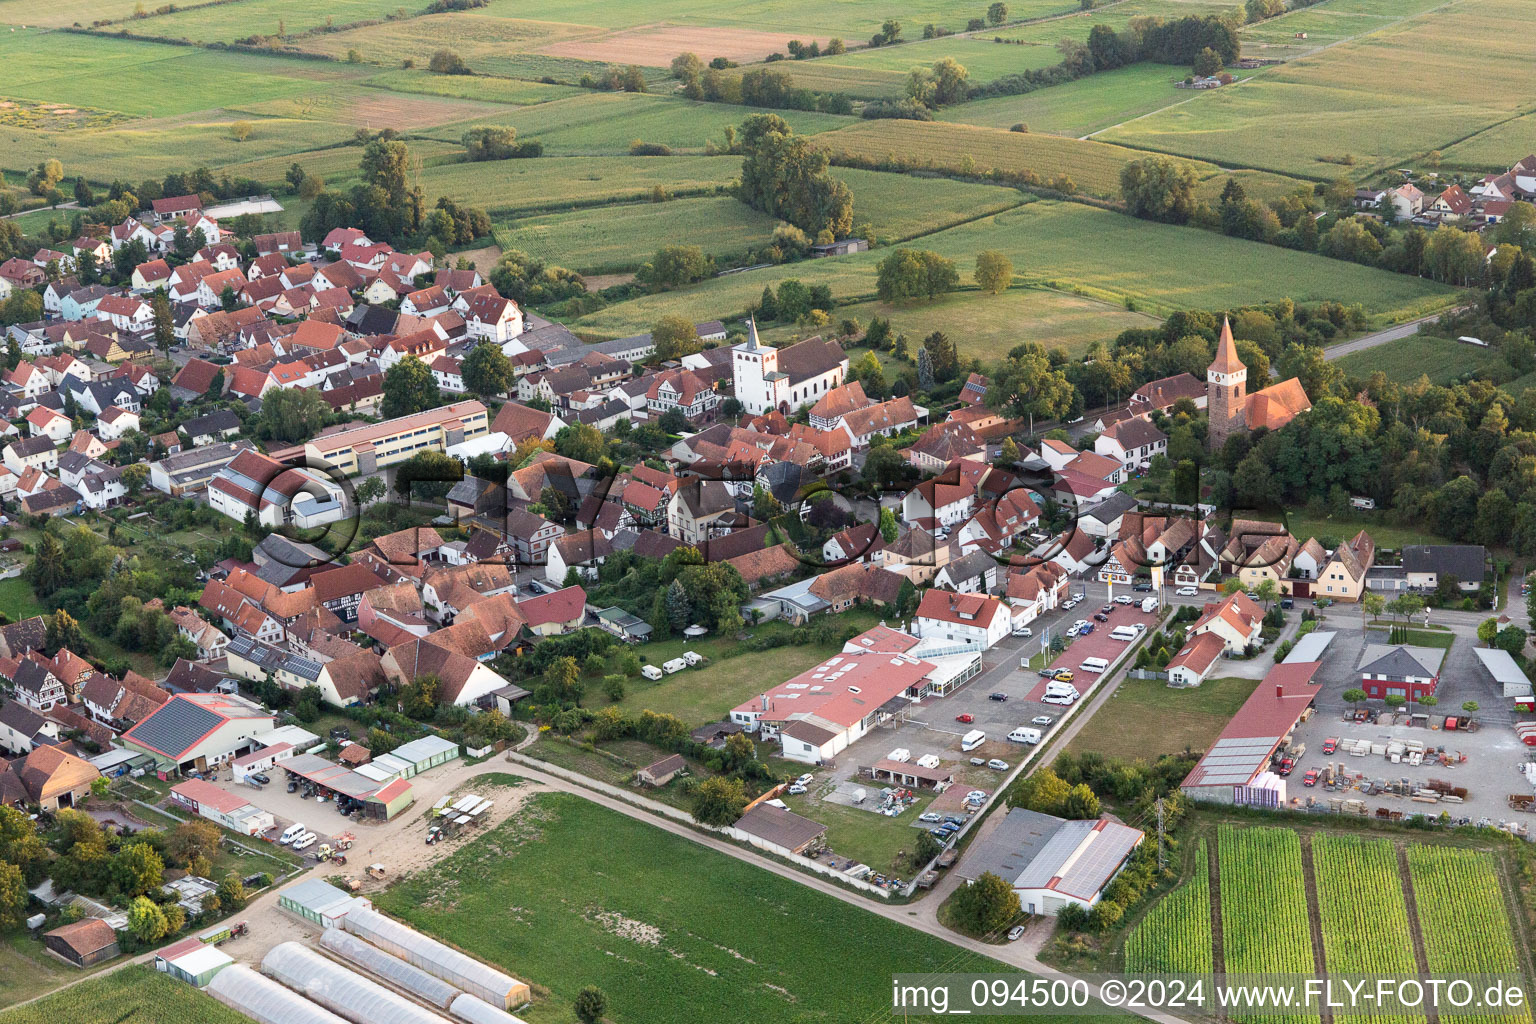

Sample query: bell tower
[1206,317,1246,449]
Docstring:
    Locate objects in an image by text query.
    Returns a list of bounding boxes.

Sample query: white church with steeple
[731,319,849,416]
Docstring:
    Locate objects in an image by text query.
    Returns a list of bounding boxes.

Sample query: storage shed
[365,777,416,820]
[207,964,349,1024]
[263,942,452,1024]
[320,928,459,1009]
[279,879,370,928]
[42,918,119,967]
[387,736,460,777]
[156,936,234,987]
[341,905,530,1009]
[450,994,532,1024]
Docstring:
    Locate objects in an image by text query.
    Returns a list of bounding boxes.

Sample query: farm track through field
[1206,838,1226,982]
[1299,835,1333,1024]
[1396,844,1440,1024]
[1493,852,1536,987]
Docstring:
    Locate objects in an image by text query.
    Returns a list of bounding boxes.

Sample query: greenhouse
[450,993,532,1024]
[341,906,530,1009]
[320,928,459,1009]
[263,942,452,1024]
[206,964,349,1024]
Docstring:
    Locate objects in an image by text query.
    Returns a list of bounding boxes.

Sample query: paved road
[1323,308,1466,361]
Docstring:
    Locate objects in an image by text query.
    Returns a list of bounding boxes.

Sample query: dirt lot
[540,23,830,66]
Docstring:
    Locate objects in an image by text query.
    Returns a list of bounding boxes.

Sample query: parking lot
[208,773,358,853]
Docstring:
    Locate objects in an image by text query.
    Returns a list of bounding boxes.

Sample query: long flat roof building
[960,807,1144,916]
[1180,661,1321,807]
[304,400,489,476]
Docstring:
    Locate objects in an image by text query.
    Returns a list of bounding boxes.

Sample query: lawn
[493,196,784,273]
[1249,510,1450,550]
[1099,0,1531,179]
[591,607,888,725]
[1333,333,1508,386]
[0,931,120,1010]
[376,787,1087,1024]
[0,964,248,1021]
[0,577,46,621]
[1066,673,1258,761]
[411,154,743,214]
[1439,111,1536,173]
[569,200,1458,337]
[421,91,854,156]
[777,788,936,873]
[829,167,1028,242]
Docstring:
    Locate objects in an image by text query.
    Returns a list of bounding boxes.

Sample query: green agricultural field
[292,12,611,77]
[1407,847,1527,989]
[414,154,742,214]
[1333,333,1508,386]
[0,965,249,1021]
[1100,0,1531,179]
[817,118,1223,199]
[1312,835,1424,1024]
[378,789,1094,1024]
[570,201,1457,337]
[364,68,584,106]
[1439,112,1536,173]
[494,196,783,273]
[0,578,46,622]
[229,85,509,131]
[2,114,358,185]
[421,91,853,155]
[828,168,1028,242]
[118,0,417,43]
[1218,826,1315,1024]
[0,30,371,118]
[1124,838,1212,975]
[0,0,151,27]
[941,62,1188,136]
[220,139,465,189]
[1066,673,1258,761]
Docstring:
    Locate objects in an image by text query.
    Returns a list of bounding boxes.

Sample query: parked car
[1031,715,1055,727]
[1037,667,1058,678]
[988,692,1009,702]
[1079,622,1094,634]
[955,713,974,723]
[787,784,807,796]
[966,790,987,802]
[1114,595,1134,605]
[794,773,814,787]
[987,759,1009,771]
[1276,757,1296,776]
[943,815,967,826]
[1133,582,1153,592]
[1100,604,1114,615]
[1008,925,1027,942]
[1322,737,1339,754]
[1012,626,1033,638]
[1281,597,1294,609]
[1303,769,1319,787]
[248,773,270,785]
[1175,586,1199,597]
[1093,613,1109,622]
[919,812,943,823]
[1072,619,1089,630]
[1065,624,1081,638]
[1054,670,1074,683]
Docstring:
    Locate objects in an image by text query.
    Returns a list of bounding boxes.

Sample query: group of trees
[737,114,854,240]
[755,277,835,324]
[875,248,959,302]
[461,126,543,161]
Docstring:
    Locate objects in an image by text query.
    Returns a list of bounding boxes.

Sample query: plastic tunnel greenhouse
[206,964,351,1024]
[450,993,531,1024]
[320,928,459,1009]
[341,905,530,1009]
[262,942,453,1024]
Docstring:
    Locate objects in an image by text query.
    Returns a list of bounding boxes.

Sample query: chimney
[1276,682,1284,699]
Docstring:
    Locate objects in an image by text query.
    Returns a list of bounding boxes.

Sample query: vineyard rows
[1124,838,1213,976]
[1217,826,1317,1024]
[1407,846,1531,1024]
[1311,834,1425,1024]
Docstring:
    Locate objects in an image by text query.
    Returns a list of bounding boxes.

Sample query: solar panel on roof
[129,698,223,757]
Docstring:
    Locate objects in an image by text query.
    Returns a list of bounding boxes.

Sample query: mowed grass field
[829,168,1028,241]
[421,91,853,155]
[1067,673,1258,761]
[0,0,150,27]
[415,155,743,214]
[116,0,417,42]
[570,200,1458,338]
[495,196,783,272]
[0,966,250,1022]
[1100,0,1533,179]
[363,68,585,105]
[941,62,1188,136]
[1440,112,1536,172]
[378,789,1090,1024]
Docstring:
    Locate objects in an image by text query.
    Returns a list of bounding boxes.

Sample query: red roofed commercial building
[912,589,1011,650]
[1180,660,1322,806]
[169,777,275,835]
[728,649,936,764]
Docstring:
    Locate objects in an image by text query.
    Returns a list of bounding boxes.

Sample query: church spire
[745,315,761,350]
[1209,316,1243,375]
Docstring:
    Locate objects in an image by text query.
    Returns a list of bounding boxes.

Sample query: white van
[662,658,687,675]
[1079,657,1109,673]
[961,729,987,752]
[279,823,306,845]
[1041,692,1077,706]
[291,832,318,852]
[1110,626,1139,642]
[641,664,664,680]
[1008,727,1043,745]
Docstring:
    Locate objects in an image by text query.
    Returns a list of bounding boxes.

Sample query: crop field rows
[1122,828,1533,1024]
